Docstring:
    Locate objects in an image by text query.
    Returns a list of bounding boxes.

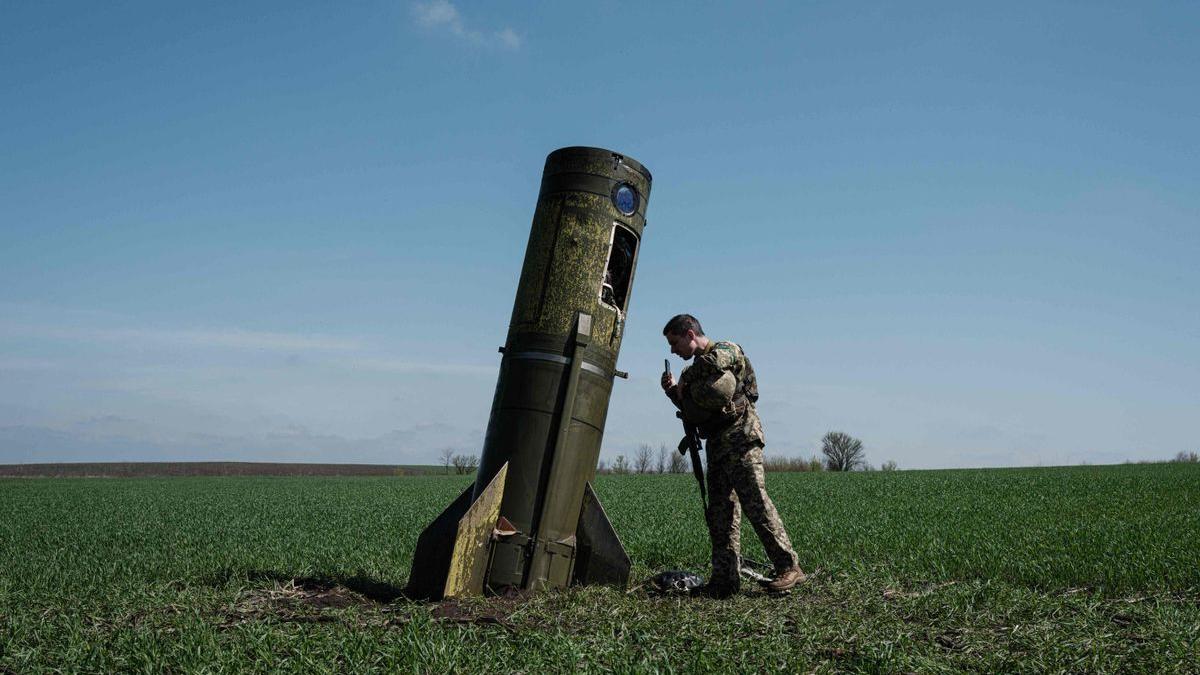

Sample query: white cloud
[411,0,522,50]
[1,319,493,377]
[0,420,483,465]
[113,326,360,351]
[0,322,360,352]
[339,356,494,376]
[496,27,522,50]
[0,357,62,371]
[412,0,461,28]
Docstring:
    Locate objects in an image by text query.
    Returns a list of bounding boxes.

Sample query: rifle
[664,361,774,582]
[666,359,707,512]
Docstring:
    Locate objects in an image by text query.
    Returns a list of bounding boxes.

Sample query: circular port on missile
[612,183,638,216]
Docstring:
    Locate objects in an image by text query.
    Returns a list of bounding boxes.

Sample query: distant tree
[656,444,668,474]
[612,455,630,475]
[596,460,607,474]
[762,454,794,472]
[822,431,866,472]
[669,449,688,474]
[762,454,829,472]
[439,448,455,475]
[1173,451,1199,463]
[451,454,478,475]
[634,444,654,474]
[880,460,899,472]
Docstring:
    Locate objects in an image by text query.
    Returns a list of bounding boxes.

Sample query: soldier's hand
[661,371,676,392]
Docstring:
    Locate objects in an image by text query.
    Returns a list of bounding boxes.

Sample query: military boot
[765,567,805,593]
[691,581,739,599]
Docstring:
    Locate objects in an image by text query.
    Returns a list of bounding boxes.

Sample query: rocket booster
[406,147,651,598]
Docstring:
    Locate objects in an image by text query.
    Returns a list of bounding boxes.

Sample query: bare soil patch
[216,577,526,631]
[219,578,382,628]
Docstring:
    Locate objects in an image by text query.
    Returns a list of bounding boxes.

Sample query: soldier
[660,313,805,597]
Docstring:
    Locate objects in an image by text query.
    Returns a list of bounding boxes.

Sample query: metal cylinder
[404,147,650,599]
[473,146,651,590]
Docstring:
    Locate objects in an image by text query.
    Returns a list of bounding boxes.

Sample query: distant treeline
[7,451,1192,479]
[0,462,436,478]
[594,443,897,474]
[597,435,901,474]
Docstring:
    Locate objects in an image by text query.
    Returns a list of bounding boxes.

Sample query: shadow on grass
[207,568,523,630]
[209,568,409,604]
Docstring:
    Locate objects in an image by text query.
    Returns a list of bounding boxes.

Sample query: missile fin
[404,462,509,600]
[404,484,472,600]
[571,480,630,587]
[444,462,508,598]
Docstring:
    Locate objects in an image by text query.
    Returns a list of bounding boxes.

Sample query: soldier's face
[665,330,698,359]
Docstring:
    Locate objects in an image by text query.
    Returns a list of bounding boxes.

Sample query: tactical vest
[697,343,759,438]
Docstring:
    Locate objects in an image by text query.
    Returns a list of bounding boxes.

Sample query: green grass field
[2,464,1198,672]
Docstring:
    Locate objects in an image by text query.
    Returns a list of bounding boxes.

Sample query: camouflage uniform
[670,340,798,589]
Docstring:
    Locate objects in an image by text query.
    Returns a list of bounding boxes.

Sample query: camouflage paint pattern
[705,446,799,588]
[670,340,797,589]
[675,340,764,455]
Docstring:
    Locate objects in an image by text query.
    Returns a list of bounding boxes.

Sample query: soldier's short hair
[663,314,704,337]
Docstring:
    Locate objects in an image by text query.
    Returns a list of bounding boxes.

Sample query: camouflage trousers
[705,444,798,587]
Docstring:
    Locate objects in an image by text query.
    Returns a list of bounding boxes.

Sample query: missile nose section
[406,147,651,599]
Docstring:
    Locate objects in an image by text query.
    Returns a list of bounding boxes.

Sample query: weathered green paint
[573,481,632,586]
[510,192,643,348]
[403,484,473,601]
[473,147,650,592]
[406,147,651,598]
[444,463,507,598]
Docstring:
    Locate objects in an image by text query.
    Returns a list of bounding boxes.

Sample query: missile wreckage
[406,146,652,599]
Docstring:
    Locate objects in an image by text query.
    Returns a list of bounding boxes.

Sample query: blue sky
[2,1,1196,468]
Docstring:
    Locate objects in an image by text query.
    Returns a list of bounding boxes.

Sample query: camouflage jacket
[670,340,764,456]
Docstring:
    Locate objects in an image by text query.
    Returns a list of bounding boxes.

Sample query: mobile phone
[664,359,671,376]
